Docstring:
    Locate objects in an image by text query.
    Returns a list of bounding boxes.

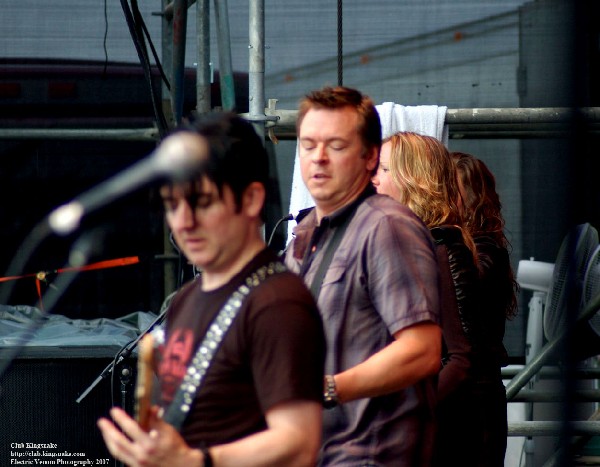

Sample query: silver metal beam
[505,291,600,401]
[509,390,600,403]
[263,106,600,140]
[248,0,266,141]
[171,0,188,125]
[502,366,600,379]
[195,0,211,114]
[2,107,599,141]
[214,0,235,111]
[508,421,600,437]
[0,128,159,141]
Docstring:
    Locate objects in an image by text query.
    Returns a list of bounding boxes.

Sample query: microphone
[267,207,315,248]
[47,131,208,236]
[289,207,314,224]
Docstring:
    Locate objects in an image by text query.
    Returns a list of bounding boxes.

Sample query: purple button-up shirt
[285,186,440,466]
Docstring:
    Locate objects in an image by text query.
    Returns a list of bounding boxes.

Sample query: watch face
[323,396,338,409]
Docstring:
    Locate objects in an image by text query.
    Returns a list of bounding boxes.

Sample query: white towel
[376,102,448,143]
[286,103,449,245]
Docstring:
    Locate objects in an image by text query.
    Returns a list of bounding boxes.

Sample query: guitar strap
[303,206,358,300]
[160,261,287,431]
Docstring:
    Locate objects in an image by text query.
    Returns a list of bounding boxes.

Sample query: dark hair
[451,151,519,318]
[297,86,382,173]
[451,152,504,244]
[171,112,269,214]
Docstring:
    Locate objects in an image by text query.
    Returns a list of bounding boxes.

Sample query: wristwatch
[323,374,339,409]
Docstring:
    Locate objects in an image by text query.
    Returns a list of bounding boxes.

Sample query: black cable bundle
[119,0,171,137]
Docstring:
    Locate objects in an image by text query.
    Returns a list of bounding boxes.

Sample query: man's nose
[172,202,196,230]
[312,144,328,162]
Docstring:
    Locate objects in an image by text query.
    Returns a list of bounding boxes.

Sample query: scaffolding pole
[0,128,159,141]
[506,292,600,401]
[214,0,235,111]
[3,107,599,141]
[261,106,600,140]
[508,421,600,437]
[196,0,211,114]
[247,0,267,141]
[171,0,188,125]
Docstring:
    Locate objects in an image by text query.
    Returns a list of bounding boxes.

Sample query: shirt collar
[323,183,377,228]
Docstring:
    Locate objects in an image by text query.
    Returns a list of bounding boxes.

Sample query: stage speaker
[0,346,135,466]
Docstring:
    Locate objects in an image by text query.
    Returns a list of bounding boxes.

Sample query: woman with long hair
[451,151,519,320]
[373,133,507,467]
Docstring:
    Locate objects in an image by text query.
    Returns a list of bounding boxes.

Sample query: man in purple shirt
[285,86,442,466]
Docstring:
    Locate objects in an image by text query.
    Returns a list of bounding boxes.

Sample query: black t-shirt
[157,248,325,447]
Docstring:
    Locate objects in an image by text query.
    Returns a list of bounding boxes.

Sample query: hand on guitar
[97,332,208,466]
[97,406,206,467]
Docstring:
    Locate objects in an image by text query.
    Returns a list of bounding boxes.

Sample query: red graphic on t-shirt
[159,328,195,401]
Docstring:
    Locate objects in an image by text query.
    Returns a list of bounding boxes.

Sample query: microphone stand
[0,231,100,382]
[75,308,167,405]
[0,219,53,306]
[75,299,168,467]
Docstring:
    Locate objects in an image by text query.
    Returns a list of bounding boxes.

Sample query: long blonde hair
[385,132,477,258]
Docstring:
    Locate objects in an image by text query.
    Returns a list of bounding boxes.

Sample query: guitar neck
[135,333,155,431]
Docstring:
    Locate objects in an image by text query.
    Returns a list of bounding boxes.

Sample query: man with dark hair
[98,112,326,467]
[286,86,442,466]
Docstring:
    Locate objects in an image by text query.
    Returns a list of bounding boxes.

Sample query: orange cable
[0,256,140,309]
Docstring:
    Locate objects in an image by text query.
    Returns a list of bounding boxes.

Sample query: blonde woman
[373,132,505,467]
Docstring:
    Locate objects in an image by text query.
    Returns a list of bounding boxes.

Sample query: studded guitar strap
[158,261,287,431]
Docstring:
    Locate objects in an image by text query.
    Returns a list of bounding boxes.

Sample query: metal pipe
[505,291,600,401]
[445,107,600,124]
[161,0,176,300]
[502,365,600,379]
[161,0,175,128]
[263,107,600,127]
[263,106,600,140]
[196,0,211,114]
[509,390,600,403]
[508,421,600,437]
[171,0,188,125]
[213,0,235,111]
[0,128,158,141]
[541,409,600,467]
[161,0,196,21]
[248,0,265,141]
[2,107,599,141]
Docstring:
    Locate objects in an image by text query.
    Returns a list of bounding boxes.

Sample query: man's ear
[366,146,380,173]
[243,182,266,217]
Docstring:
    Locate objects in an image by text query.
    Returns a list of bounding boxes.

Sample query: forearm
[437,353,471,402]
[437,312,473,402]
[99,402,320,467]
[210,428,314,467]
[335,322,441,403]
[209,401,321,467]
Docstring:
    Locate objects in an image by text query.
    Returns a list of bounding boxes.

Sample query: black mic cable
[267,213,294,248]
[267,207,315,248]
